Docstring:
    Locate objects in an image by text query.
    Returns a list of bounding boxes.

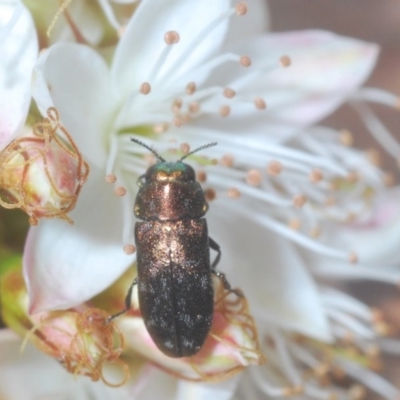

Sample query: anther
[172,98,182,113]
[366,148,381,166]
[123,244,136,255]
[220,153,234,167]
[105,174,117,184]
[279,55,291,68]
[310,226,321,238]
[117,25,126,38]
[246,169,262,186]
[223,88,236,98]
[348,384,366,400]
[173,115,183,127]
[219,105,231,117]
[239,55,252,67]
[293,194,307,208]
[346,171,359,183]
[164,30,180,45]
[339,129,353,146]
[114,186,127,197]
[153,123,169,133]
[267,160,282,176]
[309,169,324,183]
[254,97,266,110]
[196,170,207,183]
[139,82,151,95]
[204,188,216,201]
[186,82,196,95]
[349,252,358,264]
[235,2,248,16]
[227,187,241,199]
[289,218,301,230]
[188,102,200,113]
[180,143,190,154]
[383,172,394,186]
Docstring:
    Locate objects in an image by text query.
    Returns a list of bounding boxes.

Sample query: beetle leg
[209,237,242,298]
[209,237,221,268]
[105,277,138,323]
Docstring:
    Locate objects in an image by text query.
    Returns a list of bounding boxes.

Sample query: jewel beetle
[110,138,239,358]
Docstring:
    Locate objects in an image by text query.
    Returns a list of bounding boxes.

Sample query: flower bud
[0,107,89,225]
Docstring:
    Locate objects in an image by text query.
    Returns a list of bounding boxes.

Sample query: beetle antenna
[179,142,217,161]
[130,138,166,162]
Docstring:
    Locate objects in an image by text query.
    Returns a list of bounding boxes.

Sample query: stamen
[289,219,301,230]
[186,82,196,95]
[123,244,136,255]
[139,82,151,95]
[188,102,200,113]
[106,134,119,176]
[235,2,248,15]
[254,97,267,110]
[246,169,262,186]
[105,174,117,184]
[173,115,183,127]
[293,194,307,208]
[339,129,354,146]
[351,87,400,109]
[220,153,234,167]
[240,55,252,67]
[153,123,169,133]
[267,160,283,176]
[204,188,216,201]
[219,105,231,117]
[227,187,241,199]
[223,88,236,98]
[114,186,127,197]
[196,170,207,183]
[180,143,190,154]
[279,55,291,68]
[164,30,180,44]
[309,169,324,183]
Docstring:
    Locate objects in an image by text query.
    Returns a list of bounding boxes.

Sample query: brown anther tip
[309,169,324,183]
[196,170,207,183]
[173,115,183,127]
[383,172,395,187]
[219,105,231,117]
[153,122,169,133]
[139,82,151,95]
[114,186,127,197]
[239,55,251,67]
[366,148,381,166]
[220,153,234,167]
[339,129,353,146]
[180,143,190,154]
[267,160,282,176]
[117,25,127,38]
[227,187,241,199]
[288,218,301,230]
[348,385,366,400]
[246,169,262,186]
[123,244,136,255]
[186,81,196,95]
[310,226,321,238]
[235,2,248,15]
[279,55,291,68]
[349,252,358,264]
[204,188,216,201]
[223,87,236,98]
[164,30,180,44]
[211,158,218,166]
[293,194,307,208]
[346,171,359,183]
[254,97,266,110]
[188,102,200,113]
[105,174,117,184]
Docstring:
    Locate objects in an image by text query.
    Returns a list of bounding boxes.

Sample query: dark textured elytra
[112,139,236,358]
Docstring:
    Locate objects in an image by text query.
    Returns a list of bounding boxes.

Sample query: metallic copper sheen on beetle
[110,139,238,358]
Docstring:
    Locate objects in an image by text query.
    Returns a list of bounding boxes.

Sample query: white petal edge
[0,0,38,151]
[23,167,135,313]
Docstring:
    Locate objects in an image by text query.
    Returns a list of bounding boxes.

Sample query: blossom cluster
[0,0,400,399]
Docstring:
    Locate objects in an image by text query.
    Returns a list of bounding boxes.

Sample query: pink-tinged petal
[209,30,378,128]
[0,330,129,400]
[32,43,117,168]
[23,167,134,313]
[112,0,230,97]
[0,1,38,151]
[207,202,333,342]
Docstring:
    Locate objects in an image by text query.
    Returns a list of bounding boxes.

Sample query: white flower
[21,0,400,398]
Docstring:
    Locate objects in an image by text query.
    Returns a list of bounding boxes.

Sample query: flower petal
[0,329,129,400]
[112,0,231,97]
[23,167,134,312]
[207,202,333,342]
[0,1,37,150]
[32,43,116,168]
